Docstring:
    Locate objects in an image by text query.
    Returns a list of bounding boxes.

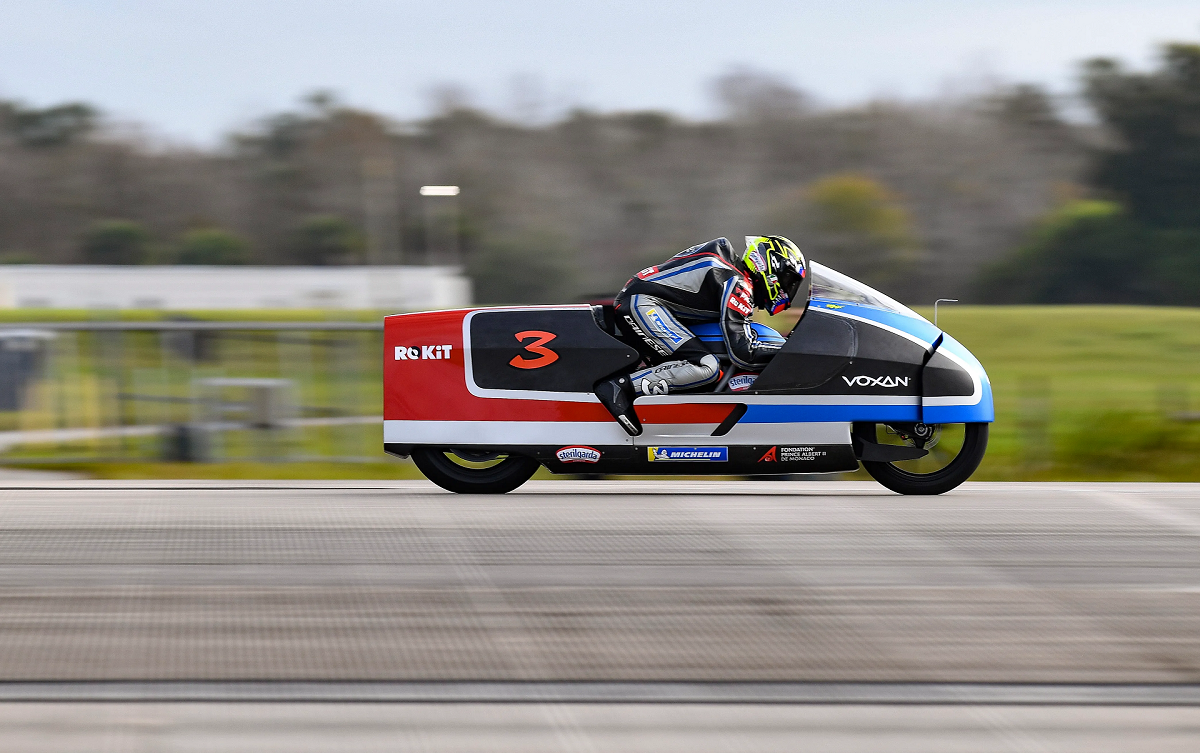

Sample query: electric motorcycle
[383,262,992,495]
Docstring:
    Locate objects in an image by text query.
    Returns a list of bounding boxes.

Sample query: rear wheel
[412,448,540,494]
[854,422,988,495]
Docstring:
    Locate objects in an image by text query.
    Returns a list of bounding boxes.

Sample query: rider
[595,235,809,436]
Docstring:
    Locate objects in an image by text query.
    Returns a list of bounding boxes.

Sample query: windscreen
[808,261,920,318]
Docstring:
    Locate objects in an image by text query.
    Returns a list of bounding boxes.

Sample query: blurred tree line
[0,72,1091,304]
[980,43,1200,304]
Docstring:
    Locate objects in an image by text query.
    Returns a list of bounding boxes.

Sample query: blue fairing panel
[690,321,785,345]
[807,298,941,346]
[922,332,995,424]
[741,402,921,424]
[683,295,993,426]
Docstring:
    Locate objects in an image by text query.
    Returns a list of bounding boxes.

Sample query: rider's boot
[595,375,642,436]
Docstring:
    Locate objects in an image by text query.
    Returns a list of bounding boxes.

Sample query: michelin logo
[395,344,453,360]
[648,446,728,462]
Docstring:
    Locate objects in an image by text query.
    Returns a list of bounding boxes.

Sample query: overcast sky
[1,0,1198,145]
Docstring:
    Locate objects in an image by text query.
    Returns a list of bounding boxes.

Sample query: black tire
[857,422,989,495]
[412,447,540,494]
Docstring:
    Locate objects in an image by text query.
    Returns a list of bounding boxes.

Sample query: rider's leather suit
[613,238,782,394]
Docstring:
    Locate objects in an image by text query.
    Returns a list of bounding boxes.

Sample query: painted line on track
[2,683,1200,705]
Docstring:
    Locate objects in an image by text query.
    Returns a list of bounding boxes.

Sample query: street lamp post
[419,185,461,266]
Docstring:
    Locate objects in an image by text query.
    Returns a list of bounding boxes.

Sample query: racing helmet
[742,235,809,315]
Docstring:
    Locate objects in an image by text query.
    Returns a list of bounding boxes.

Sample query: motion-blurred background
[0,0,1198,480]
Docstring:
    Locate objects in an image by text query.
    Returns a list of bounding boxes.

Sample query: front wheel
[412,448,540,494]
[855,422,989,495]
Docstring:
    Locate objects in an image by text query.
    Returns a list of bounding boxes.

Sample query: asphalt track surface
[2,479,1200,750]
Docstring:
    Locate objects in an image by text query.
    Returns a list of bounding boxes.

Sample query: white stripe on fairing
[635,422,850,446]
[385,420,853,447]
[385,420,634,446]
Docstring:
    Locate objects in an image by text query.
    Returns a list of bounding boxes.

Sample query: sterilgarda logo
[648,446,729,462]
[842,375,910,388]
[395,344,453,360]
[728,374,757,392]
[555,446,601,464]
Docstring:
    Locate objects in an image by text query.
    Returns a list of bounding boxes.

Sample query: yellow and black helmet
[742,235,809,315]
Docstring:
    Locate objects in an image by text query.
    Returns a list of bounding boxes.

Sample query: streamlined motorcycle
[383,262,992,495]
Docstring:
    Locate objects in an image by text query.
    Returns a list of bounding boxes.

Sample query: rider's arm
[720,277,782,370]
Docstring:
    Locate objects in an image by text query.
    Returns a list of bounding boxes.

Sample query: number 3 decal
[509,330,559,369]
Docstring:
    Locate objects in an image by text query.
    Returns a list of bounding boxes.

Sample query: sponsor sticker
[842,375,910,388]
[728,373,757,392]
[645,308,685,345]
[824,303,844,309]
[636,265,659,279]
[760,446,828,462]
[782,446,827,461]
[395,344,453,360]
[624,315,670,357]
[726,294,753,316]
[648,446,728,462]
[747,249,767,272]
[555,446,601,464]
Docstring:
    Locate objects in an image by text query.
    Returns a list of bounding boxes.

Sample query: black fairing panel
[923,350,975,397]
[752,310,857,390]
[752,309,926,395]
[470,309,639,392]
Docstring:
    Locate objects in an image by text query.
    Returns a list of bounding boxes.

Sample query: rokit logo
[395,344,453,360]
[842,375,910,388]
[725,282,754,316]
[555,446,601,464]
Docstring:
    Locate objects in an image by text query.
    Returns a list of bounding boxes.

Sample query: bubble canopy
[808,261,920,319]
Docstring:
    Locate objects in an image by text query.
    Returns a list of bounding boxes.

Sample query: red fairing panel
[383,309,739,427]
[384,310,613,422]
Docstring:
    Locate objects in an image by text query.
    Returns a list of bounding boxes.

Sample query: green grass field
[917,306,1200,481]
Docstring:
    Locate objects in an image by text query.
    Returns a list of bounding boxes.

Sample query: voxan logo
[395,345,453,360]
[509,330,559,369]
[842,375,910,388]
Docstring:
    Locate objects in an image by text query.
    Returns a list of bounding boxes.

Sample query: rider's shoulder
[668,237,738,267]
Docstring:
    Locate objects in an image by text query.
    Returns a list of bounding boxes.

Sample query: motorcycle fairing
[777,296,993,424]
[383,266,993,473]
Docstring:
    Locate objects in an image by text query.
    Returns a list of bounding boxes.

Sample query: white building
[0,265,471,310]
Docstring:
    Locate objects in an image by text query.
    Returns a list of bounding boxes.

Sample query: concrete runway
[1,479,1199,750]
